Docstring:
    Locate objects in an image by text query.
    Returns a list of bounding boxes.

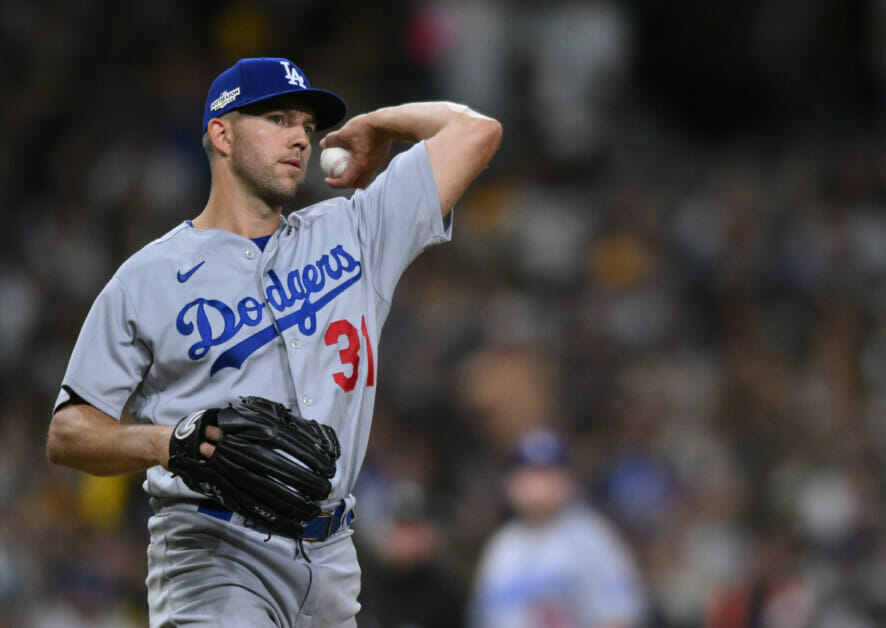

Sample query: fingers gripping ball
[168,396,341,541]
[320,146,351,178]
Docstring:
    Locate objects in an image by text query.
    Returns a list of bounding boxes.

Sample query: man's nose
[287,126,310,149]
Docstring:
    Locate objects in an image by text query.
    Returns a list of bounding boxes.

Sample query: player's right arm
[322,101,502,216]
[47,401,221,476]
[47,402,174,476]
[46,271,220,477]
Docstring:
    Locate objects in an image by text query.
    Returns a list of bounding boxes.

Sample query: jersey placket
[254,229,306,417]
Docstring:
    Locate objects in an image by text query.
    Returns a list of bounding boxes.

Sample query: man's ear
[207,117,234,157]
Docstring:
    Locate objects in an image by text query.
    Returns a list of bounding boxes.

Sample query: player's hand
[320,113,392,189]
[161,423,221,470]
[199,425,222,458]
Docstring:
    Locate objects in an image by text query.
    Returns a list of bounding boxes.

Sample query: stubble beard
[230,140,300,208]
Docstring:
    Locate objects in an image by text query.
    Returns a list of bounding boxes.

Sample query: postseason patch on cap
[210,87,241,112]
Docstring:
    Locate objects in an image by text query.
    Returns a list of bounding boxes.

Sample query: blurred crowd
[3,0,886,626]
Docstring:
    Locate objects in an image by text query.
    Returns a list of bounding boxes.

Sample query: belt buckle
[302,509,335,542]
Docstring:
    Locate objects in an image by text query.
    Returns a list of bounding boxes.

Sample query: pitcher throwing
[47,56,501,627]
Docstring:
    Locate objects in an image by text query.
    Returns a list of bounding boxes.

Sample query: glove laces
[296,536,312,563]
[247,519,312,563]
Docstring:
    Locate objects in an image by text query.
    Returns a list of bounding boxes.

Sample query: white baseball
[320,147,351,178]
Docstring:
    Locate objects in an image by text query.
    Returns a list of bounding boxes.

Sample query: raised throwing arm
[321,102,502,216]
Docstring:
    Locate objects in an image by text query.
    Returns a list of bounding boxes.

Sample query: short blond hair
[202,131,215,172]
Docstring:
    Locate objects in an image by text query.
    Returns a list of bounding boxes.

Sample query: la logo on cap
[280,61,306,88]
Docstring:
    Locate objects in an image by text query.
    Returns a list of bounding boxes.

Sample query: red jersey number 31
[324,315,375,392]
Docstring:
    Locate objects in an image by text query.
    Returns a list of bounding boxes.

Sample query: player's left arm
[321,102,502,216]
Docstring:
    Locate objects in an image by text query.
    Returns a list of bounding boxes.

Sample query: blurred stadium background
[3,0,886,626]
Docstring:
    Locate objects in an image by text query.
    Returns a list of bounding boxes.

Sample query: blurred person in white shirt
[470,428,647,628]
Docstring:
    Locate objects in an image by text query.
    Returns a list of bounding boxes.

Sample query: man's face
[227,96,317,206]
[504,466,574,522]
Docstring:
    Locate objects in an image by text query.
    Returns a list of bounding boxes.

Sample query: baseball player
[470,428,647,628]
[46,56,501,626]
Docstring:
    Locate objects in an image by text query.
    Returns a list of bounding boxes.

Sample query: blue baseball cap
[508,428,571,469]
[202,57,347,133]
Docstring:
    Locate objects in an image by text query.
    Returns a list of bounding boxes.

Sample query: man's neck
[193,179,285,238]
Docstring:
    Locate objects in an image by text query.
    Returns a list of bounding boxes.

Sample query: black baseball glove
[168,396,341,541]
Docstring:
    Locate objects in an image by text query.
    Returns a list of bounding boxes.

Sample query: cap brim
[243,88,346,132]
[299,89,347,131]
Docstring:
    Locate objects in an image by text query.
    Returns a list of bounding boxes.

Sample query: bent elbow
[46,415,65,465]
[472,117,503,165]
[486,118,503,149]
[46,409,80,466]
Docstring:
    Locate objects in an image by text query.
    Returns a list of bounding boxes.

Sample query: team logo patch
[280,61,306,88]
[210,87,241,112]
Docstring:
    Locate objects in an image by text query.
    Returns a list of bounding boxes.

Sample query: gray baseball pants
[146,501,361,627]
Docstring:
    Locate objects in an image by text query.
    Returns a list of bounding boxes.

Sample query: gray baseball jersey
[58,140,446,499]
[470,504,647,627]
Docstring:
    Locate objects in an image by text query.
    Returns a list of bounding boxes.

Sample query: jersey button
[302,396,313,406]
[291,339,301,349]
[245,249,255,259]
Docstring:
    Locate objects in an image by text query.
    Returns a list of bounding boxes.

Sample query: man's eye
[304,126,315,137]
[268,114,285,125]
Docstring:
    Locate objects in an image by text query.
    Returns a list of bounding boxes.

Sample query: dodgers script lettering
[176,245,362,375]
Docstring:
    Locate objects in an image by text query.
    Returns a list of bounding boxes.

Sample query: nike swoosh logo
[177,261,205,283]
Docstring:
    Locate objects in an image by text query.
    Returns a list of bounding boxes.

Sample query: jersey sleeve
[350,141,452,302]
[55,274,152,420]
